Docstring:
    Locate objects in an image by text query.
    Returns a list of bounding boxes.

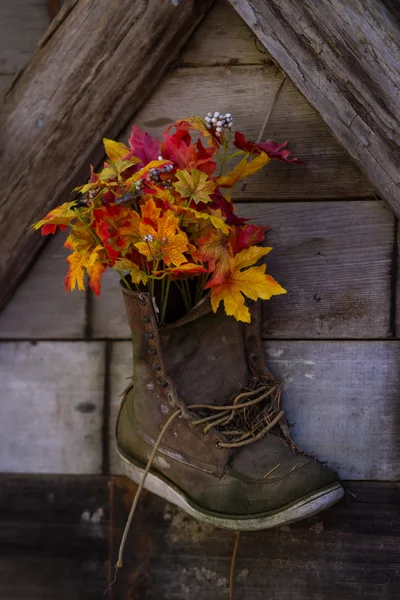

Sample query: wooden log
[110,478,400,599]
[228,0,400,216]
[120,65,374,200]
[0,474,109,600]
[91,200,393,340]
[0,342,105,473]
[108,340,400,480]
[0,0,214,312]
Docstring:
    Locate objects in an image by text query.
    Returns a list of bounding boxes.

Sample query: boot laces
[114,378,286,579]
[188,378,285,448]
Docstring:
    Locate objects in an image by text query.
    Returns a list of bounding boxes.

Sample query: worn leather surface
[117,287,339,515]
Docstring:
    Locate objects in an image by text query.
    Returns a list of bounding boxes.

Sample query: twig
[229,531,241,600]
[241,75,287,192]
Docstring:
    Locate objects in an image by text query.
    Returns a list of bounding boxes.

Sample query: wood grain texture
[0,0,49,79]
[91,201,393,340]
[121,65,374,200]
[265,341,400,480]
[229,0,400,216]
[0,342,105,473]
[0,474,109,600]
[396,221,400,337]
[110,478,400,600]
[107,340,400,479]
[178,0,270,66]
[0,0,214,313]
[235,200,394,339]
[0,232,86,339]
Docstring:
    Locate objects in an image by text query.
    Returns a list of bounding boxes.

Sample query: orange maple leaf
[209,246,286,322]
[154,262,207,279]
[193,223,233,285]
[65,245,106,295]
[135,211,189,266]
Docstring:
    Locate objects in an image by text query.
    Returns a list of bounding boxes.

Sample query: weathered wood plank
[397,222,400,337]
[92,201,393,339]
[110,478,400,600]
[0,474,109,600]
[0,342,105,473]
[179,0,270,66]
[122,65,374,200]
[229,0,400,216]
[0,232,86,339]
[265,341,400,480]
[0,1,49,81]
[108,340,400,480]
[0,0,214,312]
[236,200,393,339]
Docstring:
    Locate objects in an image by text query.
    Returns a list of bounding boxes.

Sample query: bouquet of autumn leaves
[32,113,301,323]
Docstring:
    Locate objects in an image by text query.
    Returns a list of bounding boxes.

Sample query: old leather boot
[116,287,344,530]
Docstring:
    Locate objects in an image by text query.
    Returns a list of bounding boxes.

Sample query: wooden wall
[1,1,399,598]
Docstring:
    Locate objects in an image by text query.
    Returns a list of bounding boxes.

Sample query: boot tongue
[160,306,250,407]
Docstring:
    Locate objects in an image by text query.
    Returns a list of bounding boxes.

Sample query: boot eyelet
[145,332,154,340]
[152,363,161,371]
[215,441,221,448]
[157,379,168,388]
[148,348,157,355]
[142,316,150,323]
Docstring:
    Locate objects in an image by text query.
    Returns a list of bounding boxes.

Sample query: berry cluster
[204,112,233,136]
[80,185,102,206]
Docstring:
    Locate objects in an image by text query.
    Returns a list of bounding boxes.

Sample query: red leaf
[234,131,305,164]
[230,224,268,254]
[210,191,248,225]
[41,223,66,235]
[129,126,160,168]
[162,134,197,169]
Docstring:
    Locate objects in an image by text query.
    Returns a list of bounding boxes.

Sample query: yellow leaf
[64,251,87,292]
[216,152,270,188]
[113,259,148,285]
[103,138,130,162]
[173,169,216,204]
[210,248,286,322]
[233,246,272,270]
[179,206,230,234]
[31,201,79,231]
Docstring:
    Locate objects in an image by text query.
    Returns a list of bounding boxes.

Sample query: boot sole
[116,447,345,531]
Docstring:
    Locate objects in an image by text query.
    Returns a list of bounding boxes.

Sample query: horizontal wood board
[121,64,374,200]
[0,342,105,474]
[1,475,400,600]
[178,0,271,66]
[110,478,400,600]
[91,200,394,340]
[0,474,109,600]
[108,340,400,480]
[0,232,86,339]
[0,0,49,94]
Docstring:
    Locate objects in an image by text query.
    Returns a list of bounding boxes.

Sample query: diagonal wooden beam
[0,0,214,311]
[229,0,400,216]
